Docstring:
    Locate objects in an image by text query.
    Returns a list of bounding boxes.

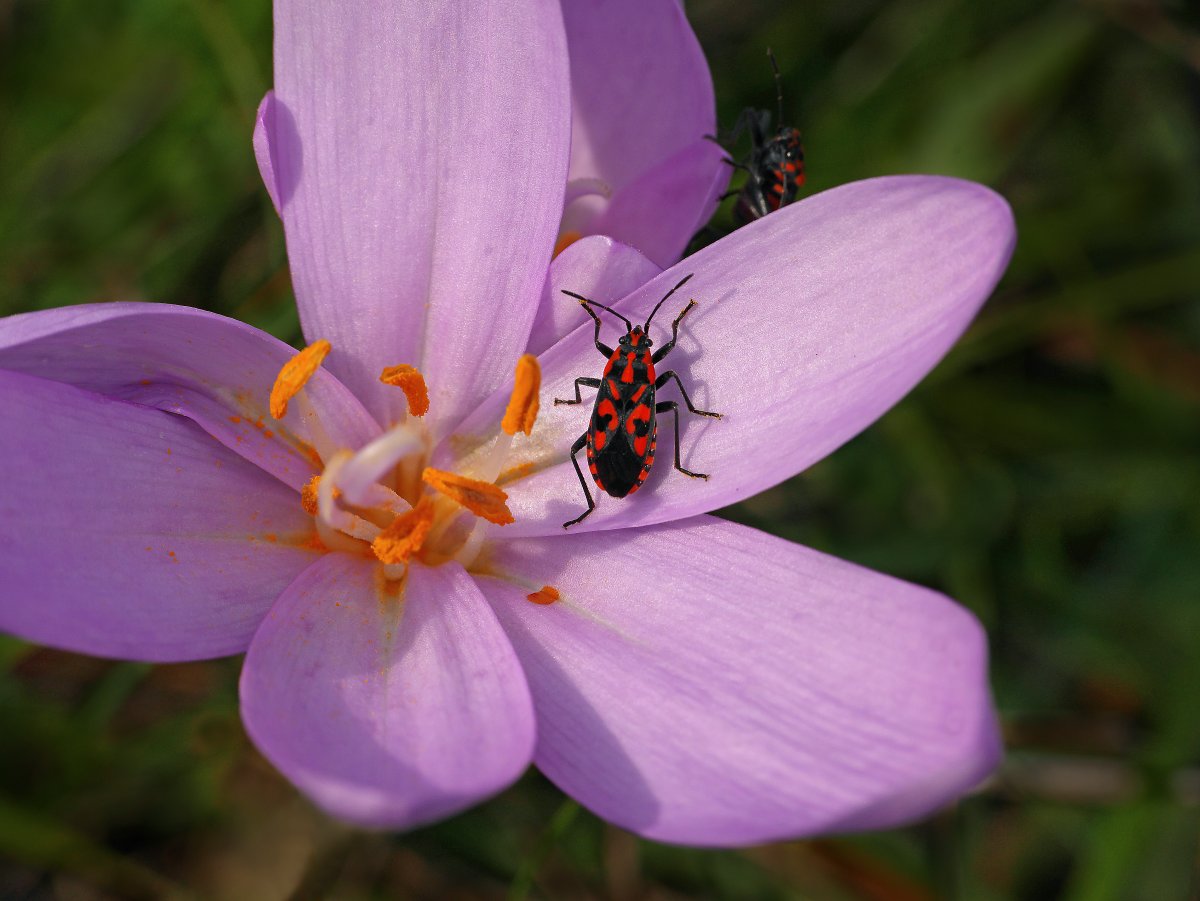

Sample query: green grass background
[2,0,1198,897]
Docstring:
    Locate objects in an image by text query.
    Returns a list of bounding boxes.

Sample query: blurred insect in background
[710,48,806,225]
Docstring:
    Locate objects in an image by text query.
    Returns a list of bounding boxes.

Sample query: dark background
[2,0,1198,897]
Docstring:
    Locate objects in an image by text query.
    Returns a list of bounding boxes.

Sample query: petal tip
[253,90,282,215]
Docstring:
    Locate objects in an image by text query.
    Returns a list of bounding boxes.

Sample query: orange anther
[270,340,331,419]
[553,231,582,259]
[501,354,541,436]
[372,496,436,565]
[379,364,429,416]
[526,585,560,605]
[300,475,321,516]
[421,468,514,526]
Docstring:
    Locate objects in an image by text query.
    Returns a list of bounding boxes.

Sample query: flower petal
[588,138,731,268]
[272,0,571,432]
[0,303,379,491]
[563,0,720,261]
[526,235,662,356]
[454,176,1015,536]
[480,516,1000,845]
[0,370,321,661]
[253,90,282,215]
[240,554,535,829]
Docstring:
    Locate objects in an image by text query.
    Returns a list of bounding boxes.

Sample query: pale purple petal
[526,236,662,356]
[0,370,320,661]
[562,0,720,260]
[480,516,999,845]
[253,90,282,215]
[0,303,379,491]
[450,176,1015,537]
[587,138,731,268]
[272,0,571,433]
[240,554,535,829]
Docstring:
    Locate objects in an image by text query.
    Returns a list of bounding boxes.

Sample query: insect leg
[563,433,597,529]
[560,291,615,358]
[655,371,721,418]
[554,377,602,406]
[656,401,708,480]
[652,300,698,363]
[738,178,773,220]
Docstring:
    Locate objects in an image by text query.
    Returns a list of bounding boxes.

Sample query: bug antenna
[644,273,695,332]
[767,47,784,129]
[561,290,632,330]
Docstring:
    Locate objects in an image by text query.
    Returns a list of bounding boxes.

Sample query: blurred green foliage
[1,0,1198,897]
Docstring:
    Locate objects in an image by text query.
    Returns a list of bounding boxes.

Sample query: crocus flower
[0,0,1015,846]
[551,0,729,267]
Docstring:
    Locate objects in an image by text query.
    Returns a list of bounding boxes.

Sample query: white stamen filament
[292,390,338,463]
[563,176,612,205]
[317,453,381,542]
[335,421,423,508]
[453,520,487,569]
[475,433,515,484]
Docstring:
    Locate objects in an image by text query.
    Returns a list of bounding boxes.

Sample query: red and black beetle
[555,273,720,529]
[713,49,806,225]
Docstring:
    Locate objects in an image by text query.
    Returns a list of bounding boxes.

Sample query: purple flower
[0,0,1015,845]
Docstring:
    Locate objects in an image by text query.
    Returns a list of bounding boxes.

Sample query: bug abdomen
[586,381,656,498]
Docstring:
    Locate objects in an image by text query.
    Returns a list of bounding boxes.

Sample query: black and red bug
[712,48,806,225]
[555,273,720,529]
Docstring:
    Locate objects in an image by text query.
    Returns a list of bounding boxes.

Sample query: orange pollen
[526,585,560,605]
[501,354,541,436]
[371,496,436,565]
[553,231,583,259]
[421,467,514,525]
[270,339,331,419]
[300,475,321,515]
[379,364,430,416]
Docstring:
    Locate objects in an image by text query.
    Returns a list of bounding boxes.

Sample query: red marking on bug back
[593,430,607,451]
[626,404,651,433]
[620,354,636,383]
[607,378,619,395]
[642,352,656,382]
[603,355,616,377]
[630,331,641,347]
[631,384,647,402]
[597,398,618,424]
[634,434,649,456]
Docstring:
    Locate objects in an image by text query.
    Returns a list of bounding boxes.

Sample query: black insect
[555,273,720,529]
[712,48,806,225]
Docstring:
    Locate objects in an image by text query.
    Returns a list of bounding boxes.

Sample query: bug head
[620,326,653,349]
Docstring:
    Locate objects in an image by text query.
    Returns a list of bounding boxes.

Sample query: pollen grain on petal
[270,339,331,420]
[379,364,430,416]
[526,585,560,605]
[300,475,321,516]
[421,467,514,526]
[553,231,582,259]
[501,354,541,436]
[372,496,436,565]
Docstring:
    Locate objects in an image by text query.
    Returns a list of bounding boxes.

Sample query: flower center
[554,177,613,258]
[270,344,541,579]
